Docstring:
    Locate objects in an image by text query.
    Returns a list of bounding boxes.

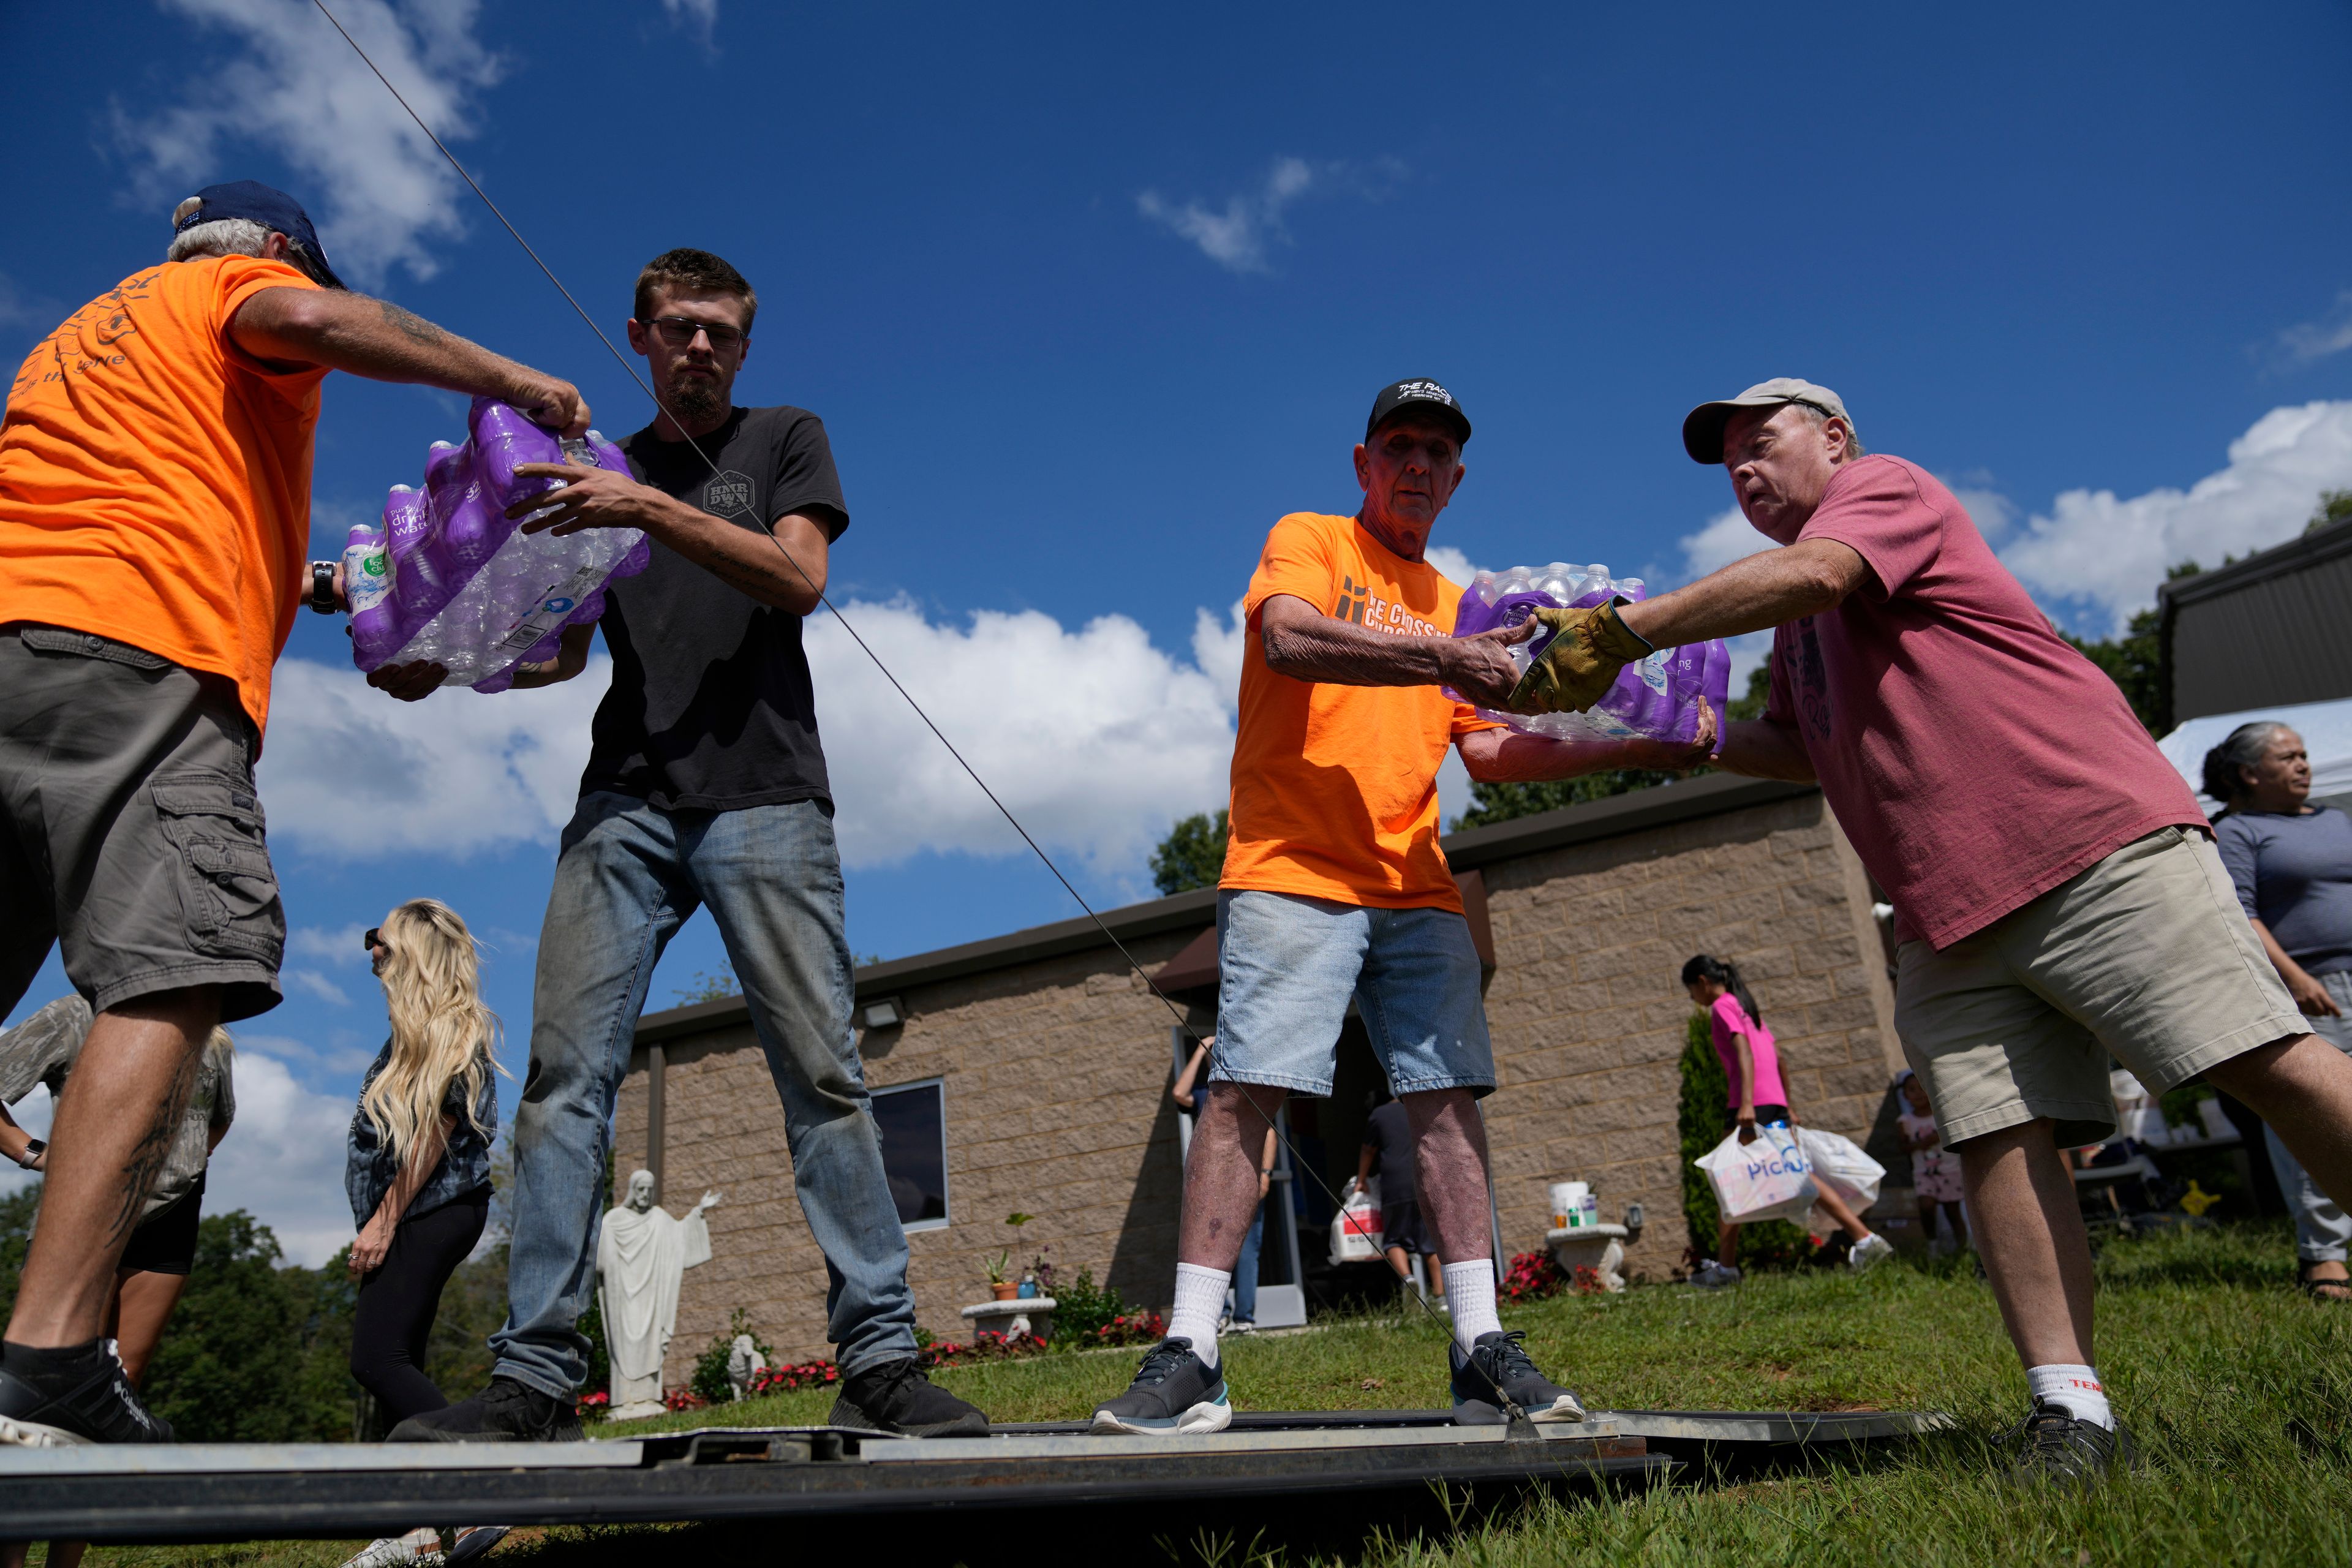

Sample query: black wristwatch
[308,560,338,614]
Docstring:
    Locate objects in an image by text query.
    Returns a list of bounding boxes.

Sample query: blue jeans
[1232,1200,1264,1324]
[489,792,917,1396]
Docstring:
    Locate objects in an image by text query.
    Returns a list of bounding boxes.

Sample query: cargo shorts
[0,625,285,1023]
[1895,826,2305,1151]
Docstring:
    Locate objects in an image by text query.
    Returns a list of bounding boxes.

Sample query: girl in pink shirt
[1681,955,1890,1286]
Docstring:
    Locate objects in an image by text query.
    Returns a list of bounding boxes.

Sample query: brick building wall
[1468,790,1901,1274]
[612,778,1901,1380]
[614,932,1197,1380]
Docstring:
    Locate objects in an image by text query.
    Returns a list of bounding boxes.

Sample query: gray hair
[166,198,339,288]
[2201,721,2290,805]
[1790,399,1866,459]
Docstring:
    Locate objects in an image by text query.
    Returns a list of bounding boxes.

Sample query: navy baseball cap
[1365,379,1471,445]
[172,181,344,288]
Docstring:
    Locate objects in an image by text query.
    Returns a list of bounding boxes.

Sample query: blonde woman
[344,902,500,1427]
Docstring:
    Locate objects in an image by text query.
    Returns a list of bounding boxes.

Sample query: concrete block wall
[1476,793,1900,1278]
[614,930,1194,1379]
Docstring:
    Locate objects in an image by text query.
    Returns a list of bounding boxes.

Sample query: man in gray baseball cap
[1505,377,2352,1483]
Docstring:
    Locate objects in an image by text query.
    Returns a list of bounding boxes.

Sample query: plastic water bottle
[342,524,391,616]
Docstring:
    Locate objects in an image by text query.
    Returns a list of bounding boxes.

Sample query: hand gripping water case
[346,397,652,693]
[1447,563,1730,744]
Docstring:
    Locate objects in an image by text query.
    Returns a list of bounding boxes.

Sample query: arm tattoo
[106,1047,200,1245]
[376,298,448,347]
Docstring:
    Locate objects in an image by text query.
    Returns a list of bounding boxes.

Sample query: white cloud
[240,1031,381,1075]
[255,655,610,855]
[661,0,717,45]
[1999,400,2352,635]
[284,968,354,1007]
[1425,545,1480,587]
[1138,157,1316,274]
[290,924,372,966]
[809,598,1235,872]
[1191,599,1248,714]
[206,1052,359,1265]
[2281,292,2352,363]
[114,0,502,287]
[1679,504,1779,579]
[0,271,54,331]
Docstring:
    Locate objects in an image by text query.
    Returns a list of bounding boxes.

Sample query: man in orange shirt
[0,181,585,1446]
[1094,380,1713,1435]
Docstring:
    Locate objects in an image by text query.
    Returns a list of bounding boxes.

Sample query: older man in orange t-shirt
[0,181,585,1447]
[1093,380,1713,1437]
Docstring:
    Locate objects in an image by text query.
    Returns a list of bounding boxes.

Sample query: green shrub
[1046,1268,1129,1344]
[1678,1011,1814,1272]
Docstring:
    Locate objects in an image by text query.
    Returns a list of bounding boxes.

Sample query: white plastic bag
[1695,1123,1819,1225]
[1330,1175,1384,1264]
[1796,1126,1887,1237]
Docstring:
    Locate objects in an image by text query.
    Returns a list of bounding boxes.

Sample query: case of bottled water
[343,397,652,693]
[1449,562,1728,744]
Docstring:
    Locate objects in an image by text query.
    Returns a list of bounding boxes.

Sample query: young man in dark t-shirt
[372,249,986,1442]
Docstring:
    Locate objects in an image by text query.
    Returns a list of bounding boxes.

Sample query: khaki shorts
[1895,827,2305,1150]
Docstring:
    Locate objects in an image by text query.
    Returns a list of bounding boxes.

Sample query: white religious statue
[597,1170,722,1420]
[725,1334,768,1403]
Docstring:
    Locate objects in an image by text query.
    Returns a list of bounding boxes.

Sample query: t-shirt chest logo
[702,470,756,519]
[1334,573,1441,638]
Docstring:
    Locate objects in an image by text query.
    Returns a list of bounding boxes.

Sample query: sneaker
[1227,1319,1257,1336]
[1684,1261,1742,1289]
[1449,1330,1586,1425]
[0,1342,173,1444]
[2010,1400,2139,1485]
[445,1525,511,1563]
[829,1358,990,1438]
[388,1378,582,1444]
[1849,1232,1896,1273]
[1090,1338,1232,1435]
[339,1529,445,1567]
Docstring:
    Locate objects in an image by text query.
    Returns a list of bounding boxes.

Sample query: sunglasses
[363,928,382,952]
[646,316,747,352]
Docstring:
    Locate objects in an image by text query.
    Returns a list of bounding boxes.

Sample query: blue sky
[3,0,2350,1259]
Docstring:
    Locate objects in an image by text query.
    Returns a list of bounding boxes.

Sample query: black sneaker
[1449,1330,1586,1426]
[0,1343,173,1445]
[388,1378,582,1444]
[2010,1400,2138,1484]
[829,1358,990,1438]
[1090,1337,1231,1435]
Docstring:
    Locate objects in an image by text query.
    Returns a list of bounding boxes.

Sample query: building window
[873,1078,949,1231]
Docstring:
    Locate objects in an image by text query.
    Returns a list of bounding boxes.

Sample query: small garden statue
[726,1333,767,1402]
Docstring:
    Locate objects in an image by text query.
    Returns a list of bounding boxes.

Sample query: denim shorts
[1210,889,1494,1098]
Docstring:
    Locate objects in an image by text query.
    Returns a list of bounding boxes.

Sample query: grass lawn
[31,1221,2352,1567]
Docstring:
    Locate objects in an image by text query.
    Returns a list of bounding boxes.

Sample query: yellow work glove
[1506,597,1656,714]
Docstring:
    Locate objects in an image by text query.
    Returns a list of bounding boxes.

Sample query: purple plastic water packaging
[350,398,652,693]
[1447,563,1727,744]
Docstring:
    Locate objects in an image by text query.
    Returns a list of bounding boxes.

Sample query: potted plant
[987,1211,1033,1300]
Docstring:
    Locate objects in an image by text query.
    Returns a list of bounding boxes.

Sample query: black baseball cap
[173,181,344,289]
[1365,379,1471,445]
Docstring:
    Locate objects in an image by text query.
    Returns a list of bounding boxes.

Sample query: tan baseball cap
[1681,378,1853,464]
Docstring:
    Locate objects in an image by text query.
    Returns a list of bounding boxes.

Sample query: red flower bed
[748,1359,844,1396]
[1093,1310,1166,1347]
[662,1387,706,1412]
[1498,1250,1607,1304]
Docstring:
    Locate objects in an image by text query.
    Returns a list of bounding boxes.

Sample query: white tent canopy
[2157,696,2352,817]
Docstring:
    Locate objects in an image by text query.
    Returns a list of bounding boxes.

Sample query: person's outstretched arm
[1257,594,1531,709]
[1455,700,1716,782]
[230,288,587,436]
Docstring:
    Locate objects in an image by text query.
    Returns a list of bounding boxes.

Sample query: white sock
[1442,1259,1502,1348]
[2027,1363,2113,1430]
[1169,1263,1229,1366]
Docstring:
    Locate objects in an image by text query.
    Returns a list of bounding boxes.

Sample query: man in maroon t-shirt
[1510,379,2352,1481]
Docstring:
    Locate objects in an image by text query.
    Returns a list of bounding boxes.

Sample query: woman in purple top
[1679,955,1890,1288]
[2208,722,2352,1301]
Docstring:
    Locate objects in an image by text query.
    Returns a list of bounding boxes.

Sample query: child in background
[1680,954,1892,1286]
[1898,1069,1969,1251]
